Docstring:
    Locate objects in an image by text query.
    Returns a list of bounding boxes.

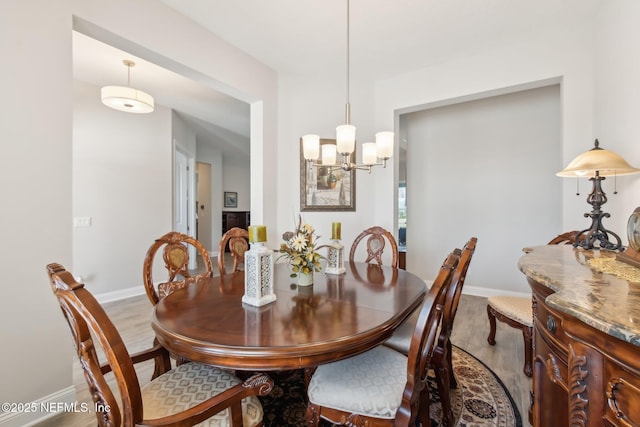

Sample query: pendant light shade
[101,60,154,114]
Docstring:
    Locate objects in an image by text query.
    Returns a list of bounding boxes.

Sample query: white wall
[73,80,173,296]
[404,85,561,293]
[593,0,640,236]
[1,0,278,423]
[277,73,389,253]
[1,1,73,409]
[222,161,251,212]
[375,14,596,294]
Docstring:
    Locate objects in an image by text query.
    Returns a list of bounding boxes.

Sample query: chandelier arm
[305,160,387,173]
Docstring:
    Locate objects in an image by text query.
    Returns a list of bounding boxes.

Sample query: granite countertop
[518,244,640,346]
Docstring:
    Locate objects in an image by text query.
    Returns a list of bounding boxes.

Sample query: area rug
[258,346,521,427]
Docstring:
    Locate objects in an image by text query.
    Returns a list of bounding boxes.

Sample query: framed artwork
[224,191,238,208]
[300,138,356,211]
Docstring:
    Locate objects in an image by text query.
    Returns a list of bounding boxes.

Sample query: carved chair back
[48,263,272,427]
[431,237,478,426]
[305,251,457,427]
[349,226,399,268]
[396,251,459,426]
[217,227,249,275]
[47,263,171,427]
[143,231,213,305]
[547,230,582,245]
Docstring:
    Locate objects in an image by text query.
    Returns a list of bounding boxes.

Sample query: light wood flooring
[38,267,531,426]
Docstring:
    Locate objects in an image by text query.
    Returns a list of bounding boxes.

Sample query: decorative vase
[242,241,276,307]
[297,271,314,286]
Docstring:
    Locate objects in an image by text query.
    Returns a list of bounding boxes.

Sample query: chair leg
[447,340,457,389]
[305,402,320,427]
[436,361,454,427]
[487,304,497,345]
[523,325,533,377]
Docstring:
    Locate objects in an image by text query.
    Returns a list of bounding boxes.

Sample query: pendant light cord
[345,0,351,125]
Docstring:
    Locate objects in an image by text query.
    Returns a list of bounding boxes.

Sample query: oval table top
[152,262,427,370]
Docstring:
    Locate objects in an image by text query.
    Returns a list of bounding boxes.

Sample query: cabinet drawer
[535,328,568,389]
[604,362,640,426]
[535,299,569,349]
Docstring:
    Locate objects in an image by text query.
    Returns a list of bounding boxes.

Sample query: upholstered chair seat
[307,346,408,420]
[383,280,432,354]
[142,363,263,427]
[487,296,533,327]
[485,231,580,378]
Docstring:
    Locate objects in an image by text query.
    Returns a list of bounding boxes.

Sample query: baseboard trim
[0,386,75,427]
[462,285,530,299]
[95,286,145,304]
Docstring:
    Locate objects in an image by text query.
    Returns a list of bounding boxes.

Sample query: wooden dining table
[151,261,427,371]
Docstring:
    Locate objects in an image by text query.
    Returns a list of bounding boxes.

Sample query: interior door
[174,148,197,269]
[174,149,189,235]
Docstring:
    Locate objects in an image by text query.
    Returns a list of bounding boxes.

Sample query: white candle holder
[325,240,346,275]
[242,242,276,306]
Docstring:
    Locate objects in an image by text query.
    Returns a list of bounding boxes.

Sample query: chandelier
[302,0,393,173]
[101,60,154,114]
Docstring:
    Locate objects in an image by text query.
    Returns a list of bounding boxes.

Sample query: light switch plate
[73,217,92,227]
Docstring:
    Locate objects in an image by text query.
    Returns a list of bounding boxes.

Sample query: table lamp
[557,139,640,250]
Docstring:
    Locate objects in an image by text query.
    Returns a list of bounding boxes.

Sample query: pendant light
[101,60,154,114]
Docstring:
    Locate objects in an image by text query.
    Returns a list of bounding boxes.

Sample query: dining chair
[305,250,460,427]
[486,231,580,377]
[217,227,249,275]
[349,225,399,268]
[384,237,477,426]
[143,231,214,306]
[46,263,272,427]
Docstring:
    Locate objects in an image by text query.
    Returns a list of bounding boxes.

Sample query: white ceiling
[73,0,599,158]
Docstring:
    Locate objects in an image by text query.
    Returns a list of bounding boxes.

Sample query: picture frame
[300,138,356,211]
[224,191,238,208]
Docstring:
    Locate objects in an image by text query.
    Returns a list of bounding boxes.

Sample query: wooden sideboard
[519,245,640,427]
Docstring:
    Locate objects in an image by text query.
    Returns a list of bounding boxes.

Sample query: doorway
[174,147,197,269]
[400,84,561,292]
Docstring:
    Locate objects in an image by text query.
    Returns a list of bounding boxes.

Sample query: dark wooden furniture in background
[47,263,273,427]
[152,262,427,371]
[222,211,250,233]
[399,249,406,269]
[519,245,640,427]
[222,211,250,253]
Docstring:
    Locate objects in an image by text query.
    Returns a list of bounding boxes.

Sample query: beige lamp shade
[557,139,640,178]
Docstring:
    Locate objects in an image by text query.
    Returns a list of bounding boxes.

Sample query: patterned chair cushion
[487,295,533,327]
[142,362,263,427]
[307,345,408,419]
